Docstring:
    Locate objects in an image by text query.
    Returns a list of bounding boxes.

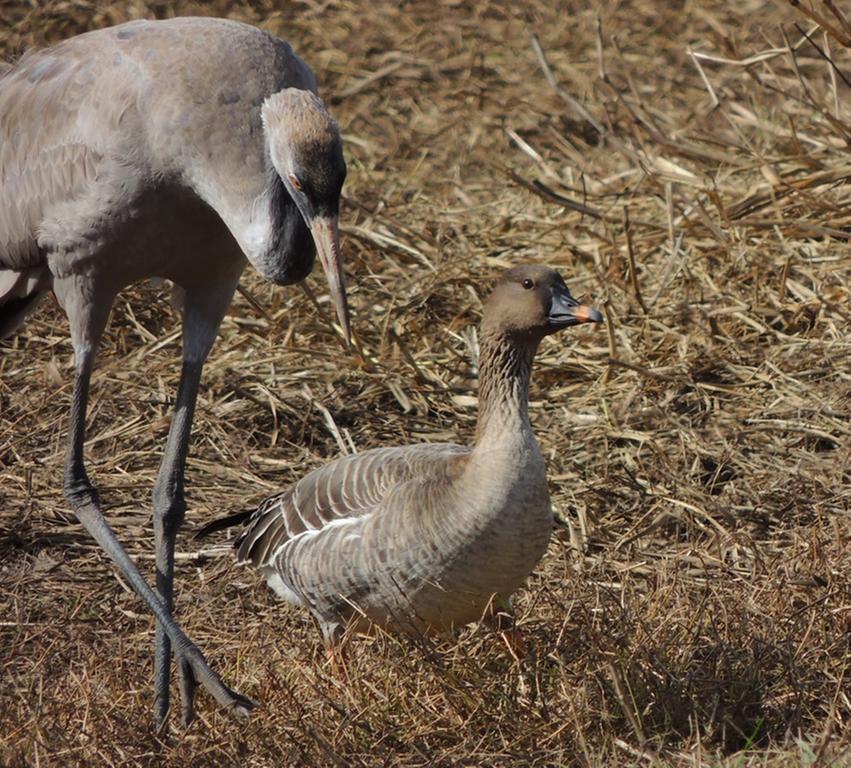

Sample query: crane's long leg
[151,358,203,726]
[151,284,238,727]
[56,277,253,727]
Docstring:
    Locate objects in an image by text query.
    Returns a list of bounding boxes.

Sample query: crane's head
[262,89,350,342]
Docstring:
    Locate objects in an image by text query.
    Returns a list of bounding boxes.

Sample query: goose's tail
[195,509,254,541]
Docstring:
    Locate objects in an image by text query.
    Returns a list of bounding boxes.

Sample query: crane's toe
[177,653,198,727]
[153,689,171,732]
[175,643,255,724]
[227,691,257,720]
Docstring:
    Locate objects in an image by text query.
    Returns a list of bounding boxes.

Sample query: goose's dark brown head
[482,265,603,341]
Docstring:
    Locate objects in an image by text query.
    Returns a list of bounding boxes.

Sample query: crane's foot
[65,482,255,729]
[172,642,256,727]
[152,641,255,729]
[176,652,197,728]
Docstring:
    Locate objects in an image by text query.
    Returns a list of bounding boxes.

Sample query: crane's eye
[288,174,303,192]
[522,278,534,289]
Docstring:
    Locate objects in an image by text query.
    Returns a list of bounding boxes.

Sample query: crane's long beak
[309,215,351,345]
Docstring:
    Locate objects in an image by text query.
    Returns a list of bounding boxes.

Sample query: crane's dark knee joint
[152,488,187,534]
[63,477,101,510]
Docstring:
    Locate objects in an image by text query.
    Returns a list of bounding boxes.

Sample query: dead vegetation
[1,1,849,766]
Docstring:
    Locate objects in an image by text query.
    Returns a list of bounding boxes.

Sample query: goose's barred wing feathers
[234,443,470,569]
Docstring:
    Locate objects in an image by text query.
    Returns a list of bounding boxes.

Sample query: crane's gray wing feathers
[0,17,318,284]
[0,49,107,273]
[235,443,470,569]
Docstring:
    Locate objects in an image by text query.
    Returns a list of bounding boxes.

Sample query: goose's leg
[151,282,238,727]
[56,276,253,726]
[320,620,349,678]
[484,596,527,660]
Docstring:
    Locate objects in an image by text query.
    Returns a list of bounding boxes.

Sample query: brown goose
[205,265,602,643]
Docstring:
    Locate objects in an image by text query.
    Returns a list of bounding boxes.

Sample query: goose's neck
[473,330,537,446]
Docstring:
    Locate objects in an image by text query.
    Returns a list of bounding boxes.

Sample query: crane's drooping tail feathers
[0,268,50,338]
[0,291,46,339]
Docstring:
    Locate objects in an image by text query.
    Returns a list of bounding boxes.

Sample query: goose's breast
[275,444,553,634]
[441,474,552,597]
[395,447,553,629]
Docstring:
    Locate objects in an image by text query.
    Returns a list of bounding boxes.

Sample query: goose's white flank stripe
[217,265,603,645]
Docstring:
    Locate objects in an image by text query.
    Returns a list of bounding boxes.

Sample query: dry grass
[1,0,850,765]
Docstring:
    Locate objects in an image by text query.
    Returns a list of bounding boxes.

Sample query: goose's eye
[288,174,303,192]
[522,278,534,290]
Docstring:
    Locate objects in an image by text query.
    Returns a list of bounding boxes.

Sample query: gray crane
[0,16,351,727]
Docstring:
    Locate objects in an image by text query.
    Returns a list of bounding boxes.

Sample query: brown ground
[1,1,849,766]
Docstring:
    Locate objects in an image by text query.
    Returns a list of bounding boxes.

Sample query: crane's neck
[473,329,538,447]
[235,140,314,285]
